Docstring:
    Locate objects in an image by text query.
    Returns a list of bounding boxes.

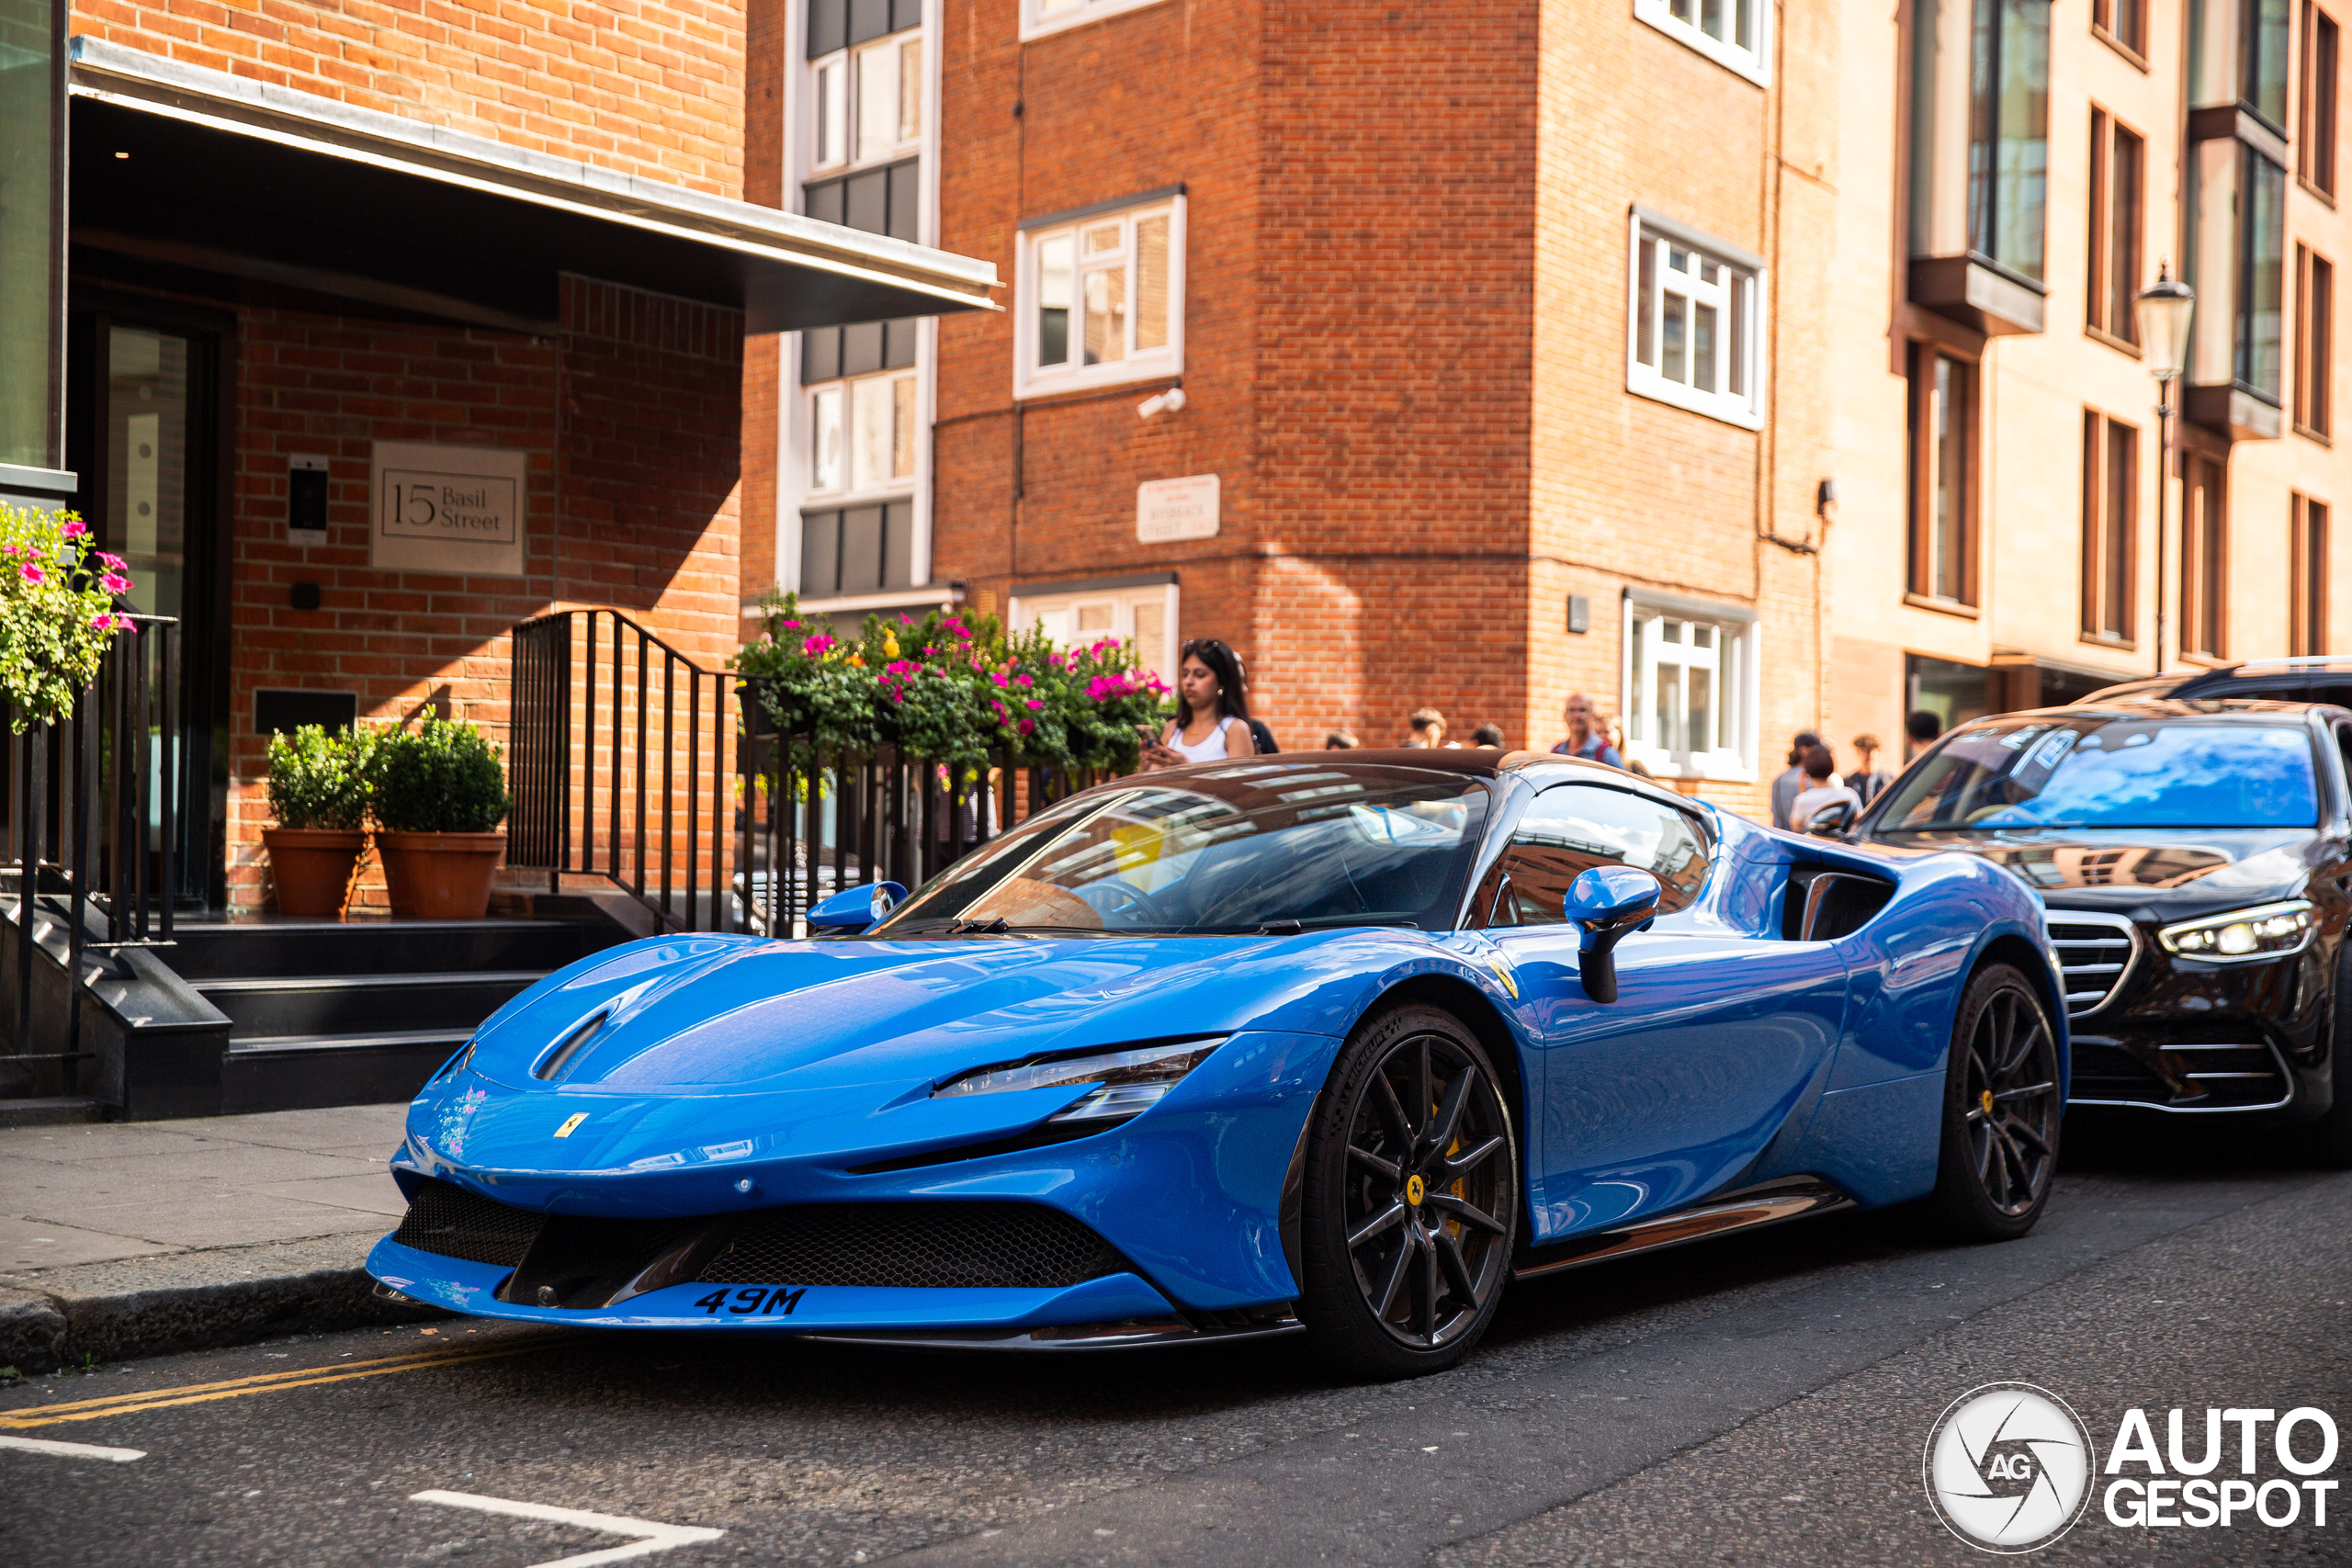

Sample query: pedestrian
[1551,693,1624,767]
[1406,707,1447,748]
[1788,745,1860,833]
[1905,708,1943,763]
[1140,638,1255,770]
[1848,733,1893,809]
[1471,723,1505,749]
[1770,729,1826,829]
[1324,728,1359,749]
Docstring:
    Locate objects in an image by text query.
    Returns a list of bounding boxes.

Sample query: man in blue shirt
[1551,693,1624,768]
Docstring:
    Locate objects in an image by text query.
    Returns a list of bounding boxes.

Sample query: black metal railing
[508,606,1125,939]
[510,608,737,931]
[0,615,181,1094]
[737,716,1114,938]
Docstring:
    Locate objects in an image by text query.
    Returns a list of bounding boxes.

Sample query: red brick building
[743,0,1834,818]
[2,3,993,912]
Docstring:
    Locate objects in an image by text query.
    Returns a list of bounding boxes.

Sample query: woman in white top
[1141,638,1257,769]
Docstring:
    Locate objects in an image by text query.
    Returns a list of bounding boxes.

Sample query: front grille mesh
[2048,914,2138,1015]
[391,1178,545,1267]
[696,1201,1130,1290]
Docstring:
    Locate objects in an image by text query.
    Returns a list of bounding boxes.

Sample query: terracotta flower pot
[262,828,368,918]
[377,830,506,919]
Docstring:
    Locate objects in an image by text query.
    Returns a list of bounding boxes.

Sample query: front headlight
[933,1038,1224,1122]
[2157,899,2316,962]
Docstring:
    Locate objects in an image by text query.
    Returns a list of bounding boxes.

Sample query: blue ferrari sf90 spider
[370,751,2064,1378]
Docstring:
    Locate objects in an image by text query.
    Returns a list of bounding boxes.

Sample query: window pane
[1132,600,1165,669]
[1694,302,1718,391]
[1636,240,1657,367]
[1693,624,1714,649]
[1040,0,1082,12]
[1688,665,1713,754]
[891,374,917,479]
[817,57,847,165]
[2105,421,2133,635]
[1971,0,2051,283]
[2109,127,2143,342]
[897,36,922,142]
[1501,784,1712,919]
[1076,603,1114,634]
[1933,356,1967,598]
[2240,151,2287,397]
[1727,276,1745,395]
[1136,214,1170,351]
[1631,618,1648,742]
[1084,265,1127,364]
[1669,245,1690,271]
[1660,665,1684,750]
[1662,292,1687,382]
[2247,0,2290,127]
[1702,0,1723,39]
[1661,618,1685,644]
[1672,0,1696,23]
[1084,222,1122,254]
[811,387,843,491]
[1037,234,1072,366]
[1736,0,1754,49]
[852,375,893,491]
[858,42,898,161]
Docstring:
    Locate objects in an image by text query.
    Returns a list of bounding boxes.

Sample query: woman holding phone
[1140,638,1256,769]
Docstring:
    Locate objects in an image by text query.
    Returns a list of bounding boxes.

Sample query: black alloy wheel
[1299,1004,1518,1378]
[1928,964,2062,1240]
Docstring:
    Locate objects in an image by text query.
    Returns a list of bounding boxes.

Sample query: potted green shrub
[371,716,511,919]
[262,725,375,917]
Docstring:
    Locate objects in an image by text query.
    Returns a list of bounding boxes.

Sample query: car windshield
[1874,716,2321,830]
[871,763,1490,936]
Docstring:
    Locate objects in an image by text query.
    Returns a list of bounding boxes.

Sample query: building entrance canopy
[66,38,998,335]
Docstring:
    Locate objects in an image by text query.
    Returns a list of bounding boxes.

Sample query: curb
[0,1239,446,1376]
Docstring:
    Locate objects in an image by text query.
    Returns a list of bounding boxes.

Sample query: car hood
[1865,826,2329,915]
[403,930,1401,1194]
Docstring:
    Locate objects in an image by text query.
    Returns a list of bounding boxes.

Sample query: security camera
[1137,388,1187,419]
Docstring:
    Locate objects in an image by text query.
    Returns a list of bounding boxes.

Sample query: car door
[1476,782,1849,1241]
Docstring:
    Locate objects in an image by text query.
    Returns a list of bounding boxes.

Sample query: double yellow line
[0,1334,562,1430]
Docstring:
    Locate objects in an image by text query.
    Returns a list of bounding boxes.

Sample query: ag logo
[1924,1382,2097,1553]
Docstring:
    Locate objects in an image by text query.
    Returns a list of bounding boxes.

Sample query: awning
[66,38,997,334]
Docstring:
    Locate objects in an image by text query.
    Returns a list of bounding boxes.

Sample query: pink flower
[90,613,115,630]
[99,572,131,595]
[989,671,1009,688]
[96,552,125,570]
[1017,718,1035,735]
[61,520,86,538]
[1013,673,1034,687]
[800,633,836,656]
[1025,698,1044,711]
[779,619,803,630]
[18,563,44,586]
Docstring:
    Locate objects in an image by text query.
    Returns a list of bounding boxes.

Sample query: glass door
[66,299,230,909]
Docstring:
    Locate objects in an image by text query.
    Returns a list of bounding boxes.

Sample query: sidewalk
[0,1105,436,1372]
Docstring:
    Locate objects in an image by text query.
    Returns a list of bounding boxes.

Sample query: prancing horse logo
[553,1112,589,1139]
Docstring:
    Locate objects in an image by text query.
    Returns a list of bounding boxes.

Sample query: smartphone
[1134,723,1160,744]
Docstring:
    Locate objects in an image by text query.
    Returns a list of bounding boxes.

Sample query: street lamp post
[2135,266,2196,673]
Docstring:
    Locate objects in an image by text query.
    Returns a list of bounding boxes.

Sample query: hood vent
[533,1011,607,1081]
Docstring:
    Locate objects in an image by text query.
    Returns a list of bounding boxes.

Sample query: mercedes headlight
[2157,899,2316,962]
[933,1039,1223,1122]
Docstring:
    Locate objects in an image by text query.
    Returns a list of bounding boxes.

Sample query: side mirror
[1564,864,1661,1004]
[1804,799,1858,838]
[803,880,908,934]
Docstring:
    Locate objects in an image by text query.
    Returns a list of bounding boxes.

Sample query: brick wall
[71,0,748,195]
[228,276,741,911]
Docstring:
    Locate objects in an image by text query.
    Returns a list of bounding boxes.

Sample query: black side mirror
[1804,799,1858,838]
[1563,865,1663,1004]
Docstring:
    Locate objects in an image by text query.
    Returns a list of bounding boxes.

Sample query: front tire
[1298,1004,1519,1380]
[1926,964,2062,1240]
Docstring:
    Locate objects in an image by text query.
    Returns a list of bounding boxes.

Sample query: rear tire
[1298,1004,1519,1380]
[1926,964,2062,1241]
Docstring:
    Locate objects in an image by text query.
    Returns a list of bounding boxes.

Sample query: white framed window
[808,368,919,501]
[1625,211,1765,429]
[809,27,922,175]
[1015,194,1184,399]
[1633,0,1770,85]
[1620,592,1759,782]
[1020,0,1175,42]
[1007,579,1179,682]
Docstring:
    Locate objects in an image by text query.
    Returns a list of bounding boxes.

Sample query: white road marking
[410,1490,723,1568]
[0,1433,145,1462]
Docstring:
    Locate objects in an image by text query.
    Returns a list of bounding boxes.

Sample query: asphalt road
[3,1122,2346,1568]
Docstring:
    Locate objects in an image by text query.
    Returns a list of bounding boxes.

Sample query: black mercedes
[1845,697,2352,1162]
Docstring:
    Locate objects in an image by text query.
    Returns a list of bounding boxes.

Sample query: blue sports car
[369,751,2064,1378]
